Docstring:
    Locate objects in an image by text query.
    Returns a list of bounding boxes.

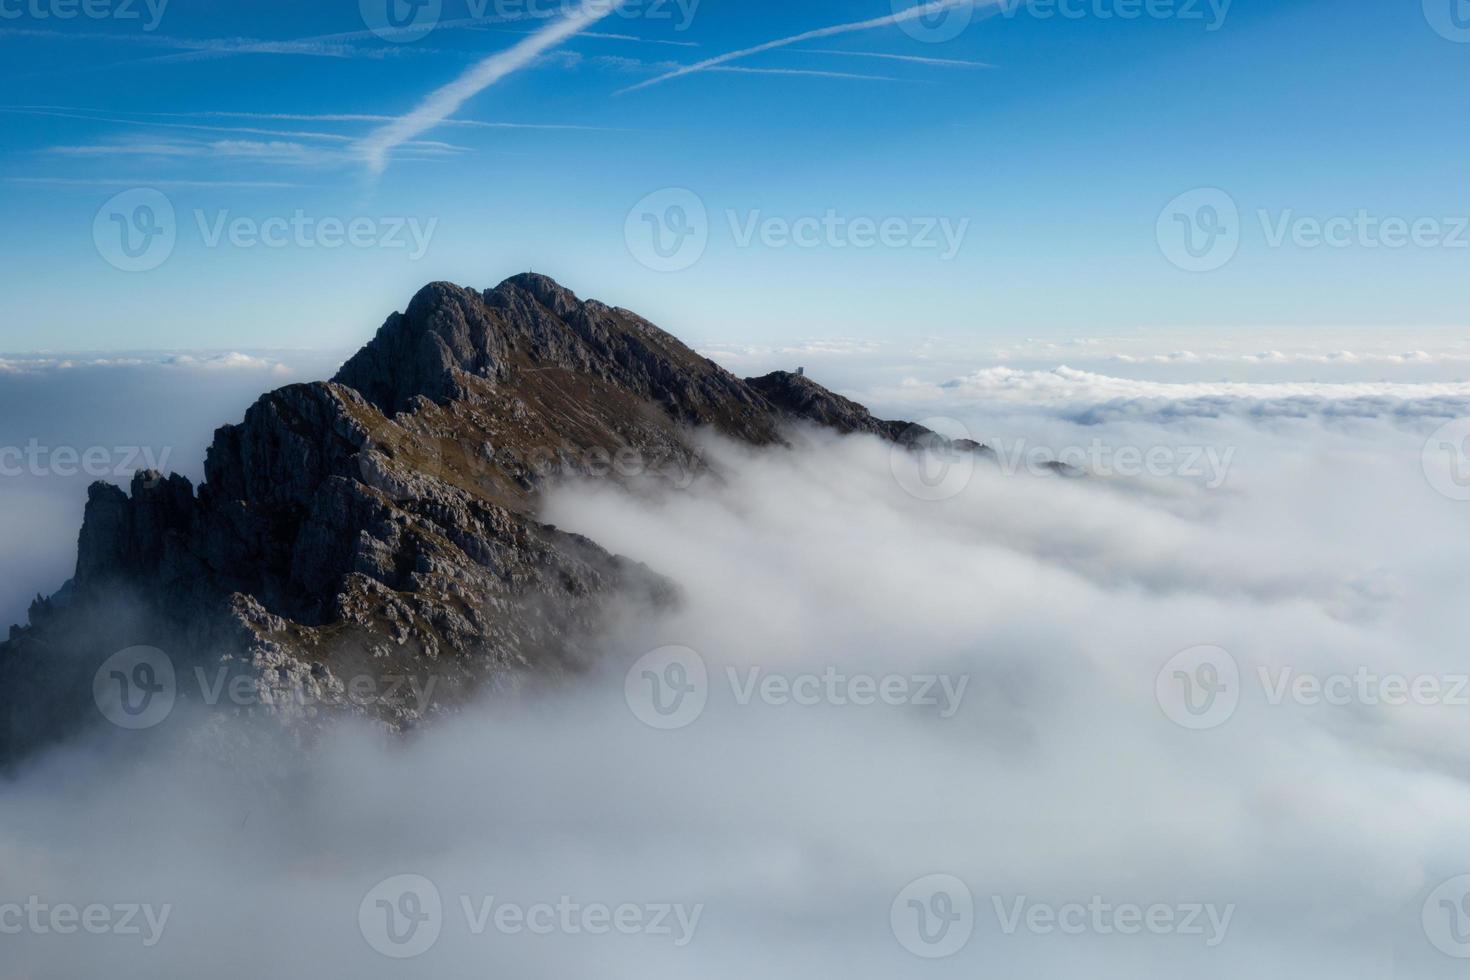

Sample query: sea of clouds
[3,349,1470,977]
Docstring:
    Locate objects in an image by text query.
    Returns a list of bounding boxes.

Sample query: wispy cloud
[595,55,913,84]
[46,137,465,167]
[2,107,372,143]
[355,1,625,175]
[617,0,995,94]
[4,177,301,189]
[799,48,995,68]
[1,105,626,133]
[1,16,541,66]
[0,27,412,63]
[707,66,913,83]
[580,30,699,47]
[469,26,700,48]
[49,140,329,163]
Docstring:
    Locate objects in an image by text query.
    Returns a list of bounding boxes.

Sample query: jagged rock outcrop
[0,273,982,764]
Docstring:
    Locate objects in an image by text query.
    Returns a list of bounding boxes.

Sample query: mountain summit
[1,274,961,760]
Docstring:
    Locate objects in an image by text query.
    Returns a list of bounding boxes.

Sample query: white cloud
[355,1,625,174]
[924,365,1470,407]
[5,176,302,189]
[0,351,294,373]
[617,0,994,94]
[6,415,1470,977]
[159,352,292,372]
[799,47,996,68]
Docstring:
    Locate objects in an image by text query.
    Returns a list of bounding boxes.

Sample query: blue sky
[0,0,1467,353]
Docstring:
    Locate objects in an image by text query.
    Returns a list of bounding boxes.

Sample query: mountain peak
[493,271,583,317]
[0,273,972,762]
[335,275,784,444]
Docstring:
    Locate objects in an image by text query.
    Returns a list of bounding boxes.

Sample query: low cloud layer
[875,366,1470,424]
[4,379,1470,976]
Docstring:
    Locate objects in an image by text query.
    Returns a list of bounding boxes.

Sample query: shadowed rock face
[746,371,915,441]
[0,273,967,763]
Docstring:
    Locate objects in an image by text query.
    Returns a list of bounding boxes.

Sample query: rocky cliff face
[0,273,966,763]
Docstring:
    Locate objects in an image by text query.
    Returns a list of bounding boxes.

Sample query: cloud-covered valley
[3,357,1470,978]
